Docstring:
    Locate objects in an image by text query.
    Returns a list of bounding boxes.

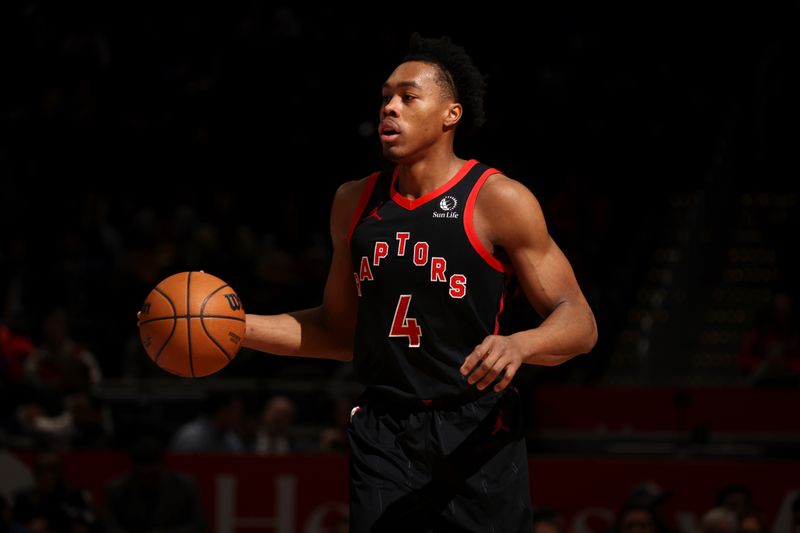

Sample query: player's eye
[402,94,416,102]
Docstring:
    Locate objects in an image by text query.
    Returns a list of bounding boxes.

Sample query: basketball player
[243,34,597,532]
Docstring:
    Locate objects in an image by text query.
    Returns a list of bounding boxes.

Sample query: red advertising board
[8,451,800,532]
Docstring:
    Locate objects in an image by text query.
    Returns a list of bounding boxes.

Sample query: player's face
[379,61,456,162]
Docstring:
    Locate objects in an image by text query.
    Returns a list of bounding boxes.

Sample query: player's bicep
[491,181,584,318]
[321,239,358,334]
[510,236,584,319]
[319,179,363,337]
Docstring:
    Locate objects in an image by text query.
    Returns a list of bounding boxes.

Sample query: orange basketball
[138,271,245,377]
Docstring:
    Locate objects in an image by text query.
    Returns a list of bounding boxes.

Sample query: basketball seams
[140,315,246,324]
[199,317,232,361]
[186,272,195,378]
[199,315,245,322]
[199,282,239,363]
[151,286,177,364]
[199,283,231,315]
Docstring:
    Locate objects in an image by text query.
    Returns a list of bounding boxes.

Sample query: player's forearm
[242,308,353,361]
[513,301,597,366]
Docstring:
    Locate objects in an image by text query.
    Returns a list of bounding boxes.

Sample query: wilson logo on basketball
[224,293,242,311]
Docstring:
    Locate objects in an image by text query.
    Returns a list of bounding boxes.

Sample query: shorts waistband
[360,387,504,413]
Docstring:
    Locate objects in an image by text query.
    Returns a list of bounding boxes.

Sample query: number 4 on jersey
[390,294,422,348]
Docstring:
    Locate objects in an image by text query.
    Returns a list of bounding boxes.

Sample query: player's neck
[395,154,467,199]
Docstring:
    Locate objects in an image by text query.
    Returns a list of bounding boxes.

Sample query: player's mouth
[379,121,401,143]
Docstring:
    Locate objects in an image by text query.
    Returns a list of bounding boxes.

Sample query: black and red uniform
[347,159,532,532]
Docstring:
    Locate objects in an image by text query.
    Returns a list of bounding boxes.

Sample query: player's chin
[381,145,402,162]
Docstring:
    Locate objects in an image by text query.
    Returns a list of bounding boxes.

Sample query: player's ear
[443,103,462,128]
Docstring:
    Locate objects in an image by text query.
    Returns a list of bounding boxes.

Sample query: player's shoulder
[330,172,383,234]
[480,171,539,209]
[333,171,380,208]
[478,170,547,243]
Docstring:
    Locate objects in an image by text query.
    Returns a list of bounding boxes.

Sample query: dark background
[1,4,798,437]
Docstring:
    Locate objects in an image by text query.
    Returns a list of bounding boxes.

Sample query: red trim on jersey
[493,275,511,334]
[346,172,381,251]
[464,168,513,274]
[390,159,478,211]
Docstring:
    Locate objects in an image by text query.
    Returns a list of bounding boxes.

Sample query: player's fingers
[474,356,506,390]
[460,337,496,376]
[136,311,142,326]
[460,347,486,376]
[467,350,501,385]
[493,364,518,392]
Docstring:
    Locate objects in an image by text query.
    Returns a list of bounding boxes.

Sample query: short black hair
[403,33,486,139]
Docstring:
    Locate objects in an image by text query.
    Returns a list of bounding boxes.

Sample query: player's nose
[381,95,400,117]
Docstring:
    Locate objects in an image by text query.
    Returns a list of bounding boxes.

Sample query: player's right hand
[460,334,524,392]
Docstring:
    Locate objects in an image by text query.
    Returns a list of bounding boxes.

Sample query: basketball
[138,271,246,377]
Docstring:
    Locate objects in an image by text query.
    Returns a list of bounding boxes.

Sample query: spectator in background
[739,508,767,533]
[318,394,355,454]
[531,507,565,533]
[699,507,738,533]
[103,435,205,533]
[24,308,103,395]
[15,391,111,450]
[609,503,671,533]
[626,480,673,532]
[0,315,35,447]
[171,391,244,453]
[714,483,753,519]
[11,452,96,532]
[253,395,297,455]
[740,291,800,386]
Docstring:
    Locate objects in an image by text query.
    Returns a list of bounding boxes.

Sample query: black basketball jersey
[347,159,512,401]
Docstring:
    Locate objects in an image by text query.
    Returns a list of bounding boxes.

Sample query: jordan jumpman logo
[362,201,384,222]
[492,408,510,435]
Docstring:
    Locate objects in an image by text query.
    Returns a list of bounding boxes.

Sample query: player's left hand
[460,335,524,392]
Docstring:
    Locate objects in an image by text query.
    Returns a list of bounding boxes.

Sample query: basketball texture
[139,271,245,377]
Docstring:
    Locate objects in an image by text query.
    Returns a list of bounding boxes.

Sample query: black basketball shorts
[347,388,533,533]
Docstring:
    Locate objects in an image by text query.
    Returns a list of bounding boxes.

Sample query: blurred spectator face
[534,521,562,533]
[740,515,763,533]
[264,396,295,433]
[701,508,738,533]
[217,397,244,429]
[620,509,656,533]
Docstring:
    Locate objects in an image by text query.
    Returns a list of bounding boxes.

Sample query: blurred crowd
[2,451,797,532]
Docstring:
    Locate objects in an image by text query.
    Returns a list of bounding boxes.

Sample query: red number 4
[390,295,422,348]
